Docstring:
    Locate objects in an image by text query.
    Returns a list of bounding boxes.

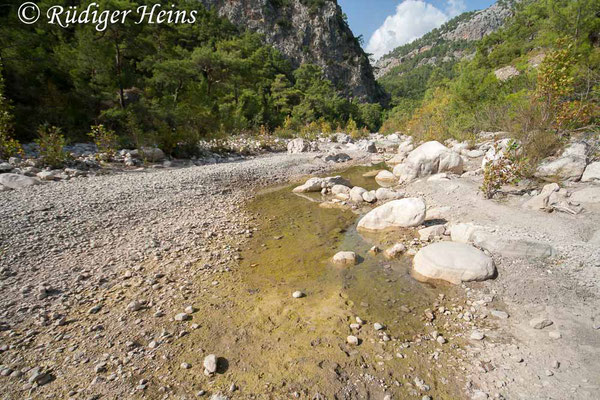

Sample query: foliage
[0,62,22,159]
[88,125,118,159]
[480,140,526,199]
[35,124,68,168]
[380,0,599,177]
[0,0,377,149]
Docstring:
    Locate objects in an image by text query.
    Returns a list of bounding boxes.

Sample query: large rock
[375,170,397,185]
[450,223,556,259]
[287,138,310,154]
[357,140,377,153]
[582,162,600,183]
[131,147,165,162]
[393,141,463,183]
[536,142,588,182]
[293,176,352,193]
[0,173,41,189]
[413,242,495,284]
[357,198,426,231]
[570,187,600,203]
[349,186,367,202]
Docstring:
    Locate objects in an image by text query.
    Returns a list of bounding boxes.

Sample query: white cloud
[366,0,467,60]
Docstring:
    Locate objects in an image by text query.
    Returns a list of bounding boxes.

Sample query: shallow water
[172,165,465,398]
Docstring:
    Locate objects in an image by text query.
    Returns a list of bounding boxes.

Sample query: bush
[480,140,526,199]
[0,131,23,160]
[36,124,67,168]
[88,124,118,159]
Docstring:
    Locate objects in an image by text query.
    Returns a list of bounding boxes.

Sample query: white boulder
[357,198,426,232]
[332,251,357,265]
[536,142,588,182]
[287,138,310,154]
[393,141,463,183]
[413,242,496,284]
[375,170,397,184]
[0,173,41,189]
[293,176,352,193]
[349,186,367,202]
[582,162,600,183]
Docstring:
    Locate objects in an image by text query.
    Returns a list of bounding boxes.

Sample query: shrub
[0,62,22,160]
[36,124,67,168]
[87,124,118,159]
[480,140,526,199]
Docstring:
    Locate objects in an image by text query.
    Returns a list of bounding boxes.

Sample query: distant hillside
[375,1,515,102]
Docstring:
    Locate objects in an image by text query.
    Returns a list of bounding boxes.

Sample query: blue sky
[338,0,496,58]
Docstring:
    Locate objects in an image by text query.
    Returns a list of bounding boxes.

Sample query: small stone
[127,300,144,312]
[356,317,364,324]
[292,291,305,298]
[347,335,359,345]
[197,390,206,396]
[203,354,218,376]
[529,317,553,330]
[470,331,485,341]
[436,335,447,344]
[332,251,357,265]
[94,362,107,373]
[350,323,361,330]
[180,362,191,369]
[551,360,560,369]
[545,369,554,376]
[88,305,102,314]
[471,391,489,400]
[549,331,562,339]
[184,306,196,314]
[174,313,191,321]
[373,322,384,331]
[491,310,509,319]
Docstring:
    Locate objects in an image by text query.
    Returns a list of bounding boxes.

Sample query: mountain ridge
[374,1,516,80]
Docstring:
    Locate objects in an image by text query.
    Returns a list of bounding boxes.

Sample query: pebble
[347,335,359,345]
[94,362,107,373]
[127,300,144,312]
[203,354,218,376]
[374,322,384,331]
[491,310,509,319]
[470,331,485,341]
[184,306,196,314]
[530,317,553,329]
[292,291,305,298]
[549,331,562,339]
[174,313,191,321]
[436,335,447,344]
[180,362,191,369]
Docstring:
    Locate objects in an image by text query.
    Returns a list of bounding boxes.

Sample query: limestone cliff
[199,0,385,102]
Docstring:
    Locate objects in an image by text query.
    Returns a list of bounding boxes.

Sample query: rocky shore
[1,131,599,399]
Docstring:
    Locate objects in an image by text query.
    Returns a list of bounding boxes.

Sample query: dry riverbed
[1,150,599,400]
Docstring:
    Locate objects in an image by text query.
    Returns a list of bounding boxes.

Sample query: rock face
[393,141,463,183]
[200,0,384,102]
[0,173,41,189]
[357,198,426,231]
[494,65,520,81]
[413,242,496,284]
[536,142,588,182]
